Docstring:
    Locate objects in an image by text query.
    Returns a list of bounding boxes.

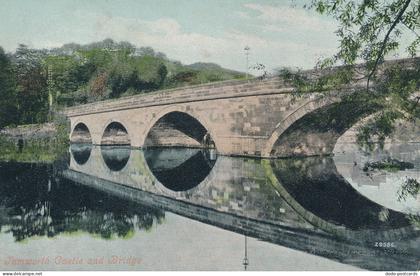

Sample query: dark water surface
[0,144,419,271]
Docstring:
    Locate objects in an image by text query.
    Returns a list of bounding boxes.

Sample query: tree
[13,44,49,124]
[284,0,419,150]
[132,55,168,90]
[309,0,419,82]
[0,47,18,128]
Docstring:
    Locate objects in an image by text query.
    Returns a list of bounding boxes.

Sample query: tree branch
[366,0,413,91]
[409,96,420,116]
[402,21,420,38]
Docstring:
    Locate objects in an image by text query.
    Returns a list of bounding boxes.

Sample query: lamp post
[244,46,250,80]
[243,235,249,270]
[47,64,54,121]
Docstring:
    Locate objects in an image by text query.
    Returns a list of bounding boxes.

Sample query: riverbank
[0,119,69,163]
[0,123,57,140]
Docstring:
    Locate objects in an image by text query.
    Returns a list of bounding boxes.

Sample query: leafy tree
[132,55,168,90]
[13,44,49,124]
[309,0,419,82]
[0,39,246,122]
[0,47,18,128]
[107,50,137,98]
[89,71,110,101]
[283,0,420,150]
[44,55,87,110]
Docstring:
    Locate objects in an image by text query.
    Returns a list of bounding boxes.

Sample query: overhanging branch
[366,0,413,91]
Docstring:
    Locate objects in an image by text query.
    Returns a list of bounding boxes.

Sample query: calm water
[0,144,419,271]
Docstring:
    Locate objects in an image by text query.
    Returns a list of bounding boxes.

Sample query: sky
[0,0,342,72]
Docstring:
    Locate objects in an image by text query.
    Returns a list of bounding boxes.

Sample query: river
[0,143,418,271]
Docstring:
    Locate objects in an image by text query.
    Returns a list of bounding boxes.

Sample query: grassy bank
[0,117,69,163]
[0,137,67,163]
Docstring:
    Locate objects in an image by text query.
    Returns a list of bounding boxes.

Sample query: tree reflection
[398,178,420,202]
[0,162,164,242]
[397,177,420,228]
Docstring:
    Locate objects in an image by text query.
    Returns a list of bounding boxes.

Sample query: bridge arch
[264,96,380,157]
[70,122,92,144]
[263,96,339,157]
[142,105,220,149]
[101,120,131,146]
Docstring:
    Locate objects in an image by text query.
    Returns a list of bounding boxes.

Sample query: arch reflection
[270,157,411,231]
[101,146,131,172]
[70,143,92,165]
[144,148,217,191]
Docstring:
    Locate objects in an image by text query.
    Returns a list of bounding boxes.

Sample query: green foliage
[13,45,49,125]
[362,157,414,172]
[0,47,18,128]
[0,117,69,163]
[407,213,420,228]
[279,65,355,95]
[0,39,246,130]
[165,62,246,88]
[356,110,402,150]
[308,0,419,67]
[133,55,168,87]
[282,0,420,151]
[0,136,66,163]
[397,177,419,202]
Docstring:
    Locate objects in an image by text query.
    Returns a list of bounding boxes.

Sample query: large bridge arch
[262,96,339,157]
[263,95,381,158]
[140,105,221,150]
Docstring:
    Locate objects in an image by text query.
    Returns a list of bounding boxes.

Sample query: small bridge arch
[70,122,92,144]
[101,120,131,146]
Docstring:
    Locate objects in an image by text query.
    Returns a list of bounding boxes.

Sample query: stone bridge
[63,58,417,158]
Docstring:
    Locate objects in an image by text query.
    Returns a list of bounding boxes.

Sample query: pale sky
[1,0,342,71]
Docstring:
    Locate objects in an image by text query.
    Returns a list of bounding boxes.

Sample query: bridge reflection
[144,148,217,191]
[70,144,92,165]
[62,145,420,270]
[101,146,131,171]
[271,157,410,230]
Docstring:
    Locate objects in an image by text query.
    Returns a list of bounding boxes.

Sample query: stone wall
[0,123,56,141]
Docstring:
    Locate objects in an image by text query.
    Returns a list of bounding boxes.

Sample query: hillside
[0,39,247,129]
